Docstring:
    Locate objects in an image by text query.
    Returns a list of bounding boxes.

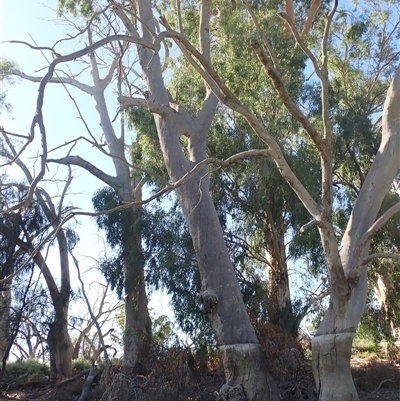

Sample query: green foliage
[0,58,19,114]
[152,314,174,346]
[144,203,214,346]
[2,359,49,385]
[352,337,382,358]
[57,0,94,17]
[72,357,93,372]
[92,187,144,298]
[127,107,169,189]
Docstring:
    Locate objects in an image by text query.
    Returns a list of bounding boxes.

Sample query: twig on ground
[368,375,395,397]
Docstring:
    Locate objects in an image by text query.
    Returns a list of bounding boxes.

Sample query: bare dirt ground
[0,357,397,401]
[352,357,399,401]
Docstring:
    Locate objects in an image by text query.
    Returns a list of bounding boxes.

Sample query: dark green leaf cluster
[127,108,169,189]
[143,203,214,345]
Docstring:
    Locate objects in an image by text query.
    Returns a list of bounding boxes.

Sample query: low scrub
[352,338,382,358]
[1,359,49,386]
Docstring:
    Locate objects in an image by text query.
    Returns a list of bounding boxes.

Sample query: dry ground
[0,357,398,401]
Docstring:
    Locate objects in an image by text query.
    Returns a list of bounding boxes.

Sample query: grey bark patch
[198,290,218,314]
[218,383,247,401]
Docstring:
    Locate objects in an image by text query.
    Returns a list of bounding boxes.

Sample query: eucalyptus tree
[55,0,281,398]
[4,0,400,400]
[0,162,73,378]
[153,1,399,400]
[4,6,154,369]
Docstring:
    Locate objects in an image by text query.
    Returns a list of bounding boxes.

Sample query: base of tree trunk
[218,343,280,401]
[312,333,358,401]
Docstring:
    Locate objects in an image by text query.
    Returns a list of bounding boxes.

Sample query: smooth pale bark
[312,65,400,401]
[168,149,280,401]
[89,52,152,369]
[126,1,280,398]
[312,333,357,400]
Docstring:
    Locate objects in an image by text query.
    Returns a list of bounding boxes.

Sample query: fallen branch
[55,369,91,388]
[77,365,98,401]
[368,375,395,397]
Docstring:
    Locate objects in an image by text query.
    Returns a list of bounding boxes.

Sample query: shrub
[72,358,93,373]
[2,359,49,386]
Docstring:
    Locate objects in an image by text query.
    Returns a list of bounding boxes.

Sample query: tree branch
[360,253,400,267]
[158,23,322,219]
[47,156,121,189]
[9,69,94,95]
[71,251,110,364]
[361,202,400,248]
[250,39,324,152]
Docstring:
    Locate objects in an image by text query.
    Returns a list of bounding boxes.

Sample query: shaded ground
[352,357,400,401]
[0,357,398,401]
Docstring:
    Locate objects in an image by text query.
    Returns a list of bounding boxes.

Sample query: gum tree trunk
[119,1,281,398]
[121,207,152,369]
[312,65,400,401]
[264,222,292,332]
[175,175,279,400]
[0,286,11,361]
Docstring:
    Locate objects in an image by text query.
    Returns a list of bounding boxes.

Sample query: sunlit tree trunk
[312,65,400,401]
[120,1,281,398]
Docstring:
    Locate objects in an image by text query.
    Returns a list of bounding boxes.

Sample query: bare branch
[300,220,317,233]
[361,202,400,247]
[243,0,280,69]
[360,253,400,267]
[0,127,29,140]
[176,0,183,33]
[194,89,219,134]
[5,40,61,58]
[71,252,110,364]
[277,13,322,78]
[47,156,121,189]
[118,94,169,114]
[250,39,324,152]
[9,69,94,95]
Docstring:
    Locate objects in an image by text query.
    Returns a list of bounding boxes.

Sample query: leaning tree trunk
[175,170,280,401]
[312,65,400,401]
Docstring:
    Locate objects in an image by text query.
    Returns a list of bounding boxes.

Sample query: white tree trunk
[312,65,400,401]
[312,333,358,401]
